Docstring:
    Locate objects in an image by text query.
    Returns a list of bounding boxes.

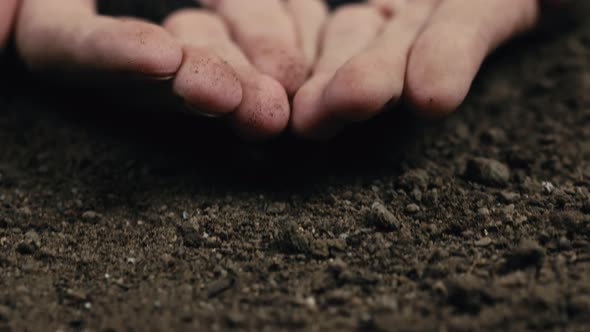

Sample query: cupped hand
[3,0,328,140]
[291,0,540,139]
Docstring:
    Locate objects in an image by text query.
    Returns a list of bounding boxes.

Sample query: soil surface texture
[1,2,590,332]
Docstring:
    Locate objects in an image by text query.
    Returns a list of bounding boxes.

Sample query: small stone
[304,296,317,311]
[182,211,189,220]
[503,204,516,215]
[367,202,401,231]
[465,157,510,187]
[495,271,527,287]
[475,237,493,247]
[406,204,420,213]
[558,236,572,250]
[477,207,491,216]
[176,226,202,248]
[410,188,422,202]
[542,181,555,194]
[82,211,102,222]
[277,219,328,258]
[24,230,41,247]
[277,219,312,253]
[64,289,88,303]
[398,169,429,191]
[498,192,519,203]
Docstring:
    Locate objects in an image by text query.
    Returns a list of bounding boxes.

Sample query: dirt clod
[367,202,401,231]
[501,239,545,273]
[81,211,102,223]
[277,218,329,258]
[177,225,202,248]
[1,2,589,331]
[207,277,235,299]
[465,157,511,187]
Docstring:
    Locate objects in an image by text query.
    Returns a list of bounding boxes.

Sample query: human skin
[0,0,19,50]
[0,0,327,140]
[291,0,542,139]
[0,1,559,140]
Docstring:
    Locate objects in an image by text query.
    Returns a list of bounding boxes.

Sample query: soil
[1,2,590,332]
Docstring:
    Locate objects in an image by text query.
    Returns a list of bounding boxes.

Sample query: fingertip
[174,47,243,116]
[291,75,335,139]
[231,74,291,141]
[249,41,308,96]
[404,25,483,118]
[322,59,397,123]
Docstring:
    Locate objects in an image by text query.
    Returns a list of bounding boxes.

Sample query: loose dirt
[0,2,589,331]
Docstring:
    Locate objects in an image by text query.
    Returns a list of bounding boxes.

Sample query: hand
[291,0,540,139]
[7,0,327,140]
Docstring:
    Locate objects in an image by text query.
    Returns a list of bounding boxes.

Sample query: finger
[318,0,439,125]
[291,5,385,139]
[285,0,328,68]
[162,9,243,116]
[16,0,182,78]
[210,0,307,96]
[405,0,539,117]
[0,0,19,50]
[164,9,290,140]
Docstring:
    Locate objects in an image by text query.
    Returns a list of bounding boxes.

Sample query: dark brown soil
[1,4,590,332]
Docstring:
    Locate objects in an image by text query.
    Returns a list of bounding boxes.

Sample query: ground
[1,3,590,332]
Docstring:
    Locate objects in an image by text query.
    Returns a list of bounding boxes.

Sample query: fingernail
[183,102,225,119]
[143,74,175,81]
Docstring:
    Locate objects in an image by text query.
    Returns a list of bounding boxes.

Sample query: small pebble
[542,181,555,194]
[304,296,317,311]
[477,207,491,216]
[406,204,420,213]
[82,211,102,222]
[498,191,519,203]
[367,202,401,231]
[465,157,510,187]
[24,230,41,247]
[475,237,493,247]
